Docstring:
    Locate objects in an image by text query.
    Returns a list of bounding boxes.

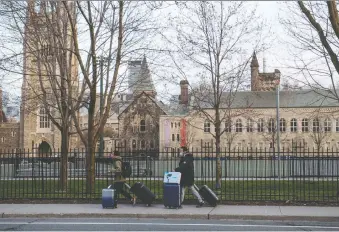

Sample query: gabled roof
[118,91,167,119]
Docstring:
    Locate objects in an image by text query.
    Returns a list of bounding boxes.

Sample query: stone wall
[0,123,20,151]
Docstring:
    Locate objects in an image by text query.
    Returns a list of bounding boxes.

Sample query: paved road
[1,218,339,231]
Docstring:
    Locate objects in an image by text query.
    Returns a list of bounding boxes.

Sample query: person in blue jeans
[175,146,205,208]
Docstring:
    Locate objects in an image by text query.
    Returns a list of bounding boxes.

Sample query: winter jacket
[111,156,125,182]
[175,153,194,187]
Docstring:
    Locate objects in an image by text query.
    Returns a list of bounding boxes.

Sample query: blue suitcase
[163,172,181,209]
[102,185,116,208]
[163,183,181,209]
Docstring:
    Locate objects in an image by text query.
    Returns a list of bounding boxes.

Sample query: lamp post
[276,79,280,180]
[99,56,104,157]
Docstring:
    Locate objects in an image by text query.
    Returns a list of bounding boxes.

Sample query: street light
[276,79,280,180]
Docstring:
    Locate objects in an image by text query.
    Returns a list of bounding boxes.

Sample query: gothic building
[19,1,78,152]
[117,56,167,153]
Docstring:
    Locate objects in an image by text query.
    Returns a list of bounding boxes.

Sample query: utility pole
[276,80,280,180]
[99,56,104,157]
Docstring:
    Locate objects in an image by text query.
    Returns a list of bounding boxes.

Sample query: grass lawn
[1,178,338,203]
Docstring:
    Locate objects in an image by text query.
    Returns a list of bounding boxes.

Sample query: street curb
[1,213,209,220]
[208,215,339,222]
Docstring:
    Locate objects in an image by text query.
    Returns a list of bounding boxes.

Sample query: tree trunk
[86,142,96,194]
[59,127,69,191]
[215,110,222,189]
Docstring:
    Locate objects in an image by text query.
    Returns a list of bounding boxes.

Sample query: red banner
[180,119,187,147]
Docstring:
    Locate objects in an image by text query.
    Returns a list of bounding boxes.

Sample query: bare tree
[281,1,339,101]
[62,1,161,193]
[0,1,80,191]
[165,2,264,188]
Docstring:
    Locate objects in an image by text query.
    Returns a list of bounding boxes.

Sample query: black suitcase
[130,182,156,206]
[194,184,218,207]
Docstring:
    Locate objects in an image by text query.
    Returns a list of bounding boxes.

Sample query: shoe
[196,201,204,208]
[178,205,183,209]
[130,197,136,205]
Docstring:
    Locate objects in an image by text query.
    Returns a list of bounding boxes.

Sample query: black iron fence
[0,147,339,204]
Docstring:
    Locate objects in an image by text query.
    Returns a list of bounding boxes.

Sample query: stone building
[159,53,339,156]
[117,56,167,153]
[19,1,78,153]
[0,89,20,151]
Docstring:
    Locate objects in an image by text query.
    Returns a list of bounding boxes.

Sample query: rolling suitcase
[130,182,156,206]
[102,185,117,208]
[163,172,181,209]
[194,184,219,207]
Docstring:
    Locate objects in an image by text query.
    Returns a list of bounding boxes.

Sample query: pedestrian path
[1,204,339,221]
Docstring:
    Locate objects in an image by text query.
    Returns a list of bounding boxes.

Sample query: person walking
[175,146,205,208]
[109,150,135,205]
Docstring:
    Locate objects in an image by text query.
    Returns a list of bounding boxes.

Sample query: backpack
[122,161,132,177]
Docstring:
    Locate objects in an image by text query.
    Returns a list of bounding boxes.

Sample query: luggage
[194,184,219,207]
[130,182,155,206]
[102,185,117,208]
[163,172,181,209]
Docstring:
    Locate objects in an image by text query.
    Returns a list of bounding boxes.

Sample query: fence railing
[0,147,339,204]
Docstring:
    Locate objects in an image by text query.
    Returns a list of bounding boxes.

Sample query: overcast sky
[0,1,323,104]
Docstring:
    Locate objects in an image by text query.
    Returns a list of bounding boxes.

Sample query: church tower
[20,1,78,151]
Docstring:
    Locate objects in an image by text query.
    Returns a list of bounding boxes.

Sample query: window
[313,118,320,132]
[336,119,339,132]
[132,140,136,149]
[171,122,173,128]
[280,118,286,132]
[324,118,331,132]
[172,134,175,141]
[225,120,232,132]
[1,137,4,143]
[290,118,297,132]
[11,131,15,137]
[247,118,253,132]
[177,134,180,141]
[150,140,154,149]
[204,120,210,132]
[140,120,146,132]
[235,119,242,132]
[302,118,309,132]
[175,122,177,128]
[268,118,275,133]
[258,118,264,132]
[39,107,50,128]
[140,140,145,148]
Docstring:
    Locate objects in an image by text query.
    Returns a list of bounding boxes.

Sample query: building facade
[159,53,339,156]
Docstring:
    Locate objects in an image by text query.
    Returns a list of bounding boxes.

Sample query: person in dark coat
[175,146,204,208]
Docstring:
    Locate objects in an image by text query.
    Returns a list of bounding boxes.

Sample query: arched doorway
[38,141,51,157]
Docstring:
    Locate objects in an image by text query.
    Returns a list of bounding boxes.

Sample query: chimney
[179,80,189,105]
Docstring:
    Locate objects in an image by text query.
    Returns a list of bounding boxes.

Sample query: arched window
[280,118,286,132]
[247,118,253,132]
[150,140,154,149]
[140,120,146,132]
[132,140,136,149]
[225,120,232,132]
[302,118,309,132]
[204,120,210,132]
[313,118,320,132]
[39,107,50,128]
[290,118,297,132]
[257,118,264,132]
[324,118,331,132]
[235,119,242,132]
[172,134,175,141]
[268,118,275,133]
[336,118,339,132]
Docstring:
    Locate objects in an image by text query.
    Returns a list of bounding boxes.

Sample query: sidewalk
[1,204,339,221]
